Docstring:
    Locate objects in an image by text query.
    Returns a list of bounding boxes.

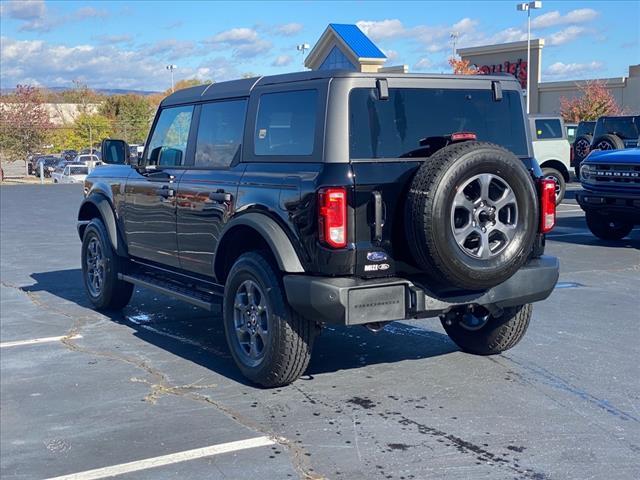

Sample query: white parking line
[0,334,82,348]
[44,436,276,480]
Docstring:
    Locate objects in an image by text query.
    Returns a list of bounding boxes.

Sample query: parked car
[75,154,101,171]
[34,156,59,177]
[572,120,596,177]
[529,115,571,204]
[62,150,78,161]
[129,144,145,163]
[52,163,89,184]
[591,115,640,151]
[78,71,559,387]
[576,148,640,240]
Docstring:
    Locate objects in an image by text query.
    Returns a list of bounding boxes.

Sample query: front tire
[223,252,315,387]
[585,212,633,240]
[442,304,532,355]
[81,219,133,310]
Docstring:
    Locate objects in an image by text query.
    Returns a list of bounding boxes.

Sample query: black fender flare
[77,193,128,257]
[214,212,305,277]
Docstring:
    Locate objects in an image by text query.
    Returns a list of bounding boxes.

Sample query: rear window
[254,90,317,156]
[69,167,88,175]
[594,116,639,140]
[349,88,528,158]
[534,119,563,139]
[576,121,595,137]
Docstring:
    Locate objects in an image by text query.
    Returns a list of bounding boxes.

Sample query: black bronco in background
[590,115,640,151]
[78,71,559,387]
[577,148,640,240]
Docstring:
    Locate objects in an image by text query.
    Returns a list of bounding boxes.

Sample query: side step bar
[118,273,222,311]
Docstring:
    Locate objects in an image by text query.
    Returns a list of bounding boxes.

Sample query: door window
[146,105,194,166]
[534,119,563,139]
[195,99,247,168]
[254,90,317,156]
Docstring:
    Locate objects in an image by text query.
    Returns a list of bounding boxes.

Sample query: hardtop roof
[160,70,521,107]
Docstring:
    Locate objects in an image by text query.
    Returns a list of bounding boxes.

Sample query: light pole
[166,64,177,92]
[450,31,459,58]
[296,43,310,67]
[517,1,542,114]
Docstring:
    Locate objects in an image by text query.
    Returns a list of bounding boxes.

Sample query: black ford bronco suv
[78,71,559,387]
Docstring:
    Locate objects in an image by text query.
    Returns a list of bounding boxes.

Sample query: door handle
[372,191,384,243]
[156,186,174,198]
[209,191,232,203]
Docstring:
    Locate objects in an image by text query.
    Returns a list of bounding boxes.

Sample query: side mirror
[101,138,129,165]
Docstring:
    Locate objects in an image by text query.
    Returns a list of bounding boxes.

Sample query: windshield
[349,88,528,158]
[68,167,88,175]
[594,116,639,140]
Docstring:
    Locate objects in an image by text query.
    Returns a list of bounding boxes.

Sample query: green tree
[0,85,52,174]
[100,94,154,144]
[72,113,112,151]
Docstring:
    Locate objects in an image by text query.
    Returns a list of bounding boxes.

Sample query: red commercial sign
[477,59,528,89]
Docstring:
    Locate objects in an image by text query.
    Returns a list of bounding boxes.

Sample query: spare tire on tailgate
[405,141,538,290]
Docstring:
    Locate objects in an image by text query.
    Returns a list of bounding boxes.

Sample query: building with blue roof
[305,23,407,73]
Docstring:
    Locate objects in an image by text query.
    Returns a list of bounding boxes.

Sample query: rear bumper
[576,189,640,222]
[283,256,559,325]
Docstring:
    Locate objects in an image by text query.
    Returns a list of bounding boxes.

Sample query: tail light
[318,187,347,248]
[539,179,556,233]
[451,132,477,141]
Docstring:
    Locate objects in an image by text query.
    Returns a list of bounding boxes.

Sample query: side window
[146,105,194,166]
[254,90,317,156]
[195,99,247,168]
[535,119,563,139]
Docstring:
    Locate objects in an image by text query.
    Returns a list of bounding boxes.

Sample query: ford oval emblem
[367,251,388,262]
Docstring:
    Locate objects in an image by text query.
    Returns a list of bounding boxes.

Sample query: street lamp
[166,64,177,92]
[450,31,459,58]
[517,1,542,114]
[296,43,310,67]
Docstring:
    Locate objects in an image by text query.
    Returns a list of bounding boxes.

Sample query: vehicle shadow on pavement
[24,269,458,385]
[550,215,640,248]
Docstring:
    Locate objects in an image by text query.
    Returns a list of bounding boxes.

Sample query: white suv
[529,115,571,204]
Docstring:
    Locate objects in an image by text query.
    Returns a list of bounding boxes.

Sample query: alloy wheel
[85,236,105,297]
[232,279,269,366]
[451,173,519,259]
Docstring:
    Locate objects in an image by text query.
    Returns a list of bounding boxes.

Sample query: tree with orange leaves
[560,80,625,122]
[449,57,479,75]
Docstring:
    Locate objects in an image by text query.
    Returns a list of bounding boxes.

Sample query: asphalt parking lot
[1,183,639,480]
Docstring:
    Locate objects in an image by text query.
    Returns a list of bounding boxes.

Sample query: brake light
[318,187,347,248]
[539,179,556,233]
[451,132,477,141]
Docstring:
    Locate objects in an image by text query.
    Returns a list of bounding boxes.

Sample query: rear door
[176,98,248,276]
[347,81,530,277]
[124,104,194,268]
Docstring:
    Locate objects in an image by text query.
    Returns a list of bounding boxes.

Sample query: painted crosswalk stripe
[44,436,276,480]
[0,334,82,348]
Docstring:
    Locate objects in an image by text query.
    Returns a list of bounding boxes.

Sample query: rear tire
[442,304,532,355]
[81,219,133,310]
[585,212,633,240]
[223,252,315,387]
[541,167,566,205]
[573,134,592,177]
[592,133,624,151]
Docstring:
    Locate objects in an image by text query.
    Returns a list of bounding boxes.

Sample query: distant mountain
[0,86,161,96]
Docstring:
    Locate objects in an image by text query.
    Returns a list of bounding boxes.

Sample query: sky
[1,0,639,92]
